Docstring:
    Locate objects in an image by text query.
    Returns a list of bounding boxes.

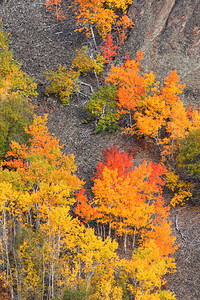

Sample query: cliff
[127,0,200,106]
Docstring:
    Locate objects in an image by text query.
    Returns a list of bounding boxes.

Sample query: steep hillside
[126,0,200,108]
[0,0,199,299]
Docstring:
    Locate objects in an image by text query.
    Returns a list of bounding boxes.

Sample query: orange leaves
[117,15,134,45]
[107,51,200,168]
[92,145,170,239]
[106,51,145,113]
[160,70,185,105]
[75,188,99,223]
[45,0,65,21]
[75,0,133,39]
[75,0,117,38]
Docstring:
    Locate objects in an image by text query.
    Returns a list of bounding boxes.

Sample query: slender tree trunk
[93,69,100,89]
[129,111,132,128]
[3,209,14,299]
[51,258,54,299]
[42,242,46,300]
[132,227,136,248]
[90,26,97,49]
[108,222,111,239]
[103,225,106,241]
[100,224,103,238]
[97,223,100,236]
[124,231,127,254]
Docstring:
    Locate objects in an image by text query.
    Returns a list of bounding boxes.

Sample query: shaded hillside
[0,1,199,299]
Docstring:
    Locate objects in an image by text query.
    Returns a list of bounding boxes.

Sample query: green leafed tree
[0,25,36,160]
[177,128,200,180]
[85,84,119,133]
[0,95,33,160]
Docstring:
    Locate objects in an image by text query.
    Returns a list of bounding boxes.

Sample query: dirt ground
[0,1,199,299]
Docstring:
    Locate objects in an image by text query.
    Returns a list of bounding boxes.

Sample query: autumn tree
[92,146,171,248]
[100,32,119,63]
[45,0,65,21]
[45,46,104,105]
[74,0,134,58]
[0,26,36,161]
[106,50,146,124]
[75,145,177,298]
[107,53,200,157]
[122,239,176,299]
[0,115,124,299]
[0,25,37,100]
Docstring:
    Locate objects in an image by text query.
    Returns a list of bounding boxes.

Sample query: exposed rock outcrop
[127,0,200,107]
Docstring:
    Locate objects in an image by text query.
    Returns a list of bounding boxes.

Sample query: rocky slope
[0,0,200,299]
[127,0,200,107]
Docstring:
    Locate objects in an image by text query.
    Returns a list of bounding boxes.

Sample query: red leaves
[95,144,133,179]
[100,32,119,63]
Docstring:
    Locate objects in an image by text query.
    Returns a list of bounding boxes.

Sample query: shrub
[84,84,119,133]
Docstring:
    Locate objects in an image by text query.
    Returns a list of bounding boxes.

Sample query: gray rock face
[127,0,200,107]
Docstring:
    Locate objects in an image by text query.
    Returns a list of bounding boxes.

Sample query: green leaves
[72,46,105,75]
[0,95,33,160]
[177,128,200,180]
[45,47,105,105]
[85,84,119,133]
[0,26,36,160]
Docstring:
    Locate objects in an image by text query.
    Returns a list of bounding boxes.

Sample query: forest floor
[0,1,200,299]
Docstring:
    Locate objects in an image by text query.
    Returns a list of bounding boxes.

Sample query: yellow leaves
[124,240,176,299]
[165,169,193,207]
[134,95,166,138]
[105,0,132,13]
[0,26,37,100]
[95,8,117,39]
[0,113,123,299]
[45,65,79,105]
[144,71,156,90]
[75,0,133,40]
[76,0,117,39]
[72,46,105,75]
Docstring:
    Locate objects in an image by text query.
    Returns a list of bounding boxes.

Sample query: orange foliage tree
[45,0,65,21]
[75,145,177,299]
[92,146,173,249]
[106,53,200,206]
[106,53,200,158]
[75,0,133,41]
[106,50,146,120]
